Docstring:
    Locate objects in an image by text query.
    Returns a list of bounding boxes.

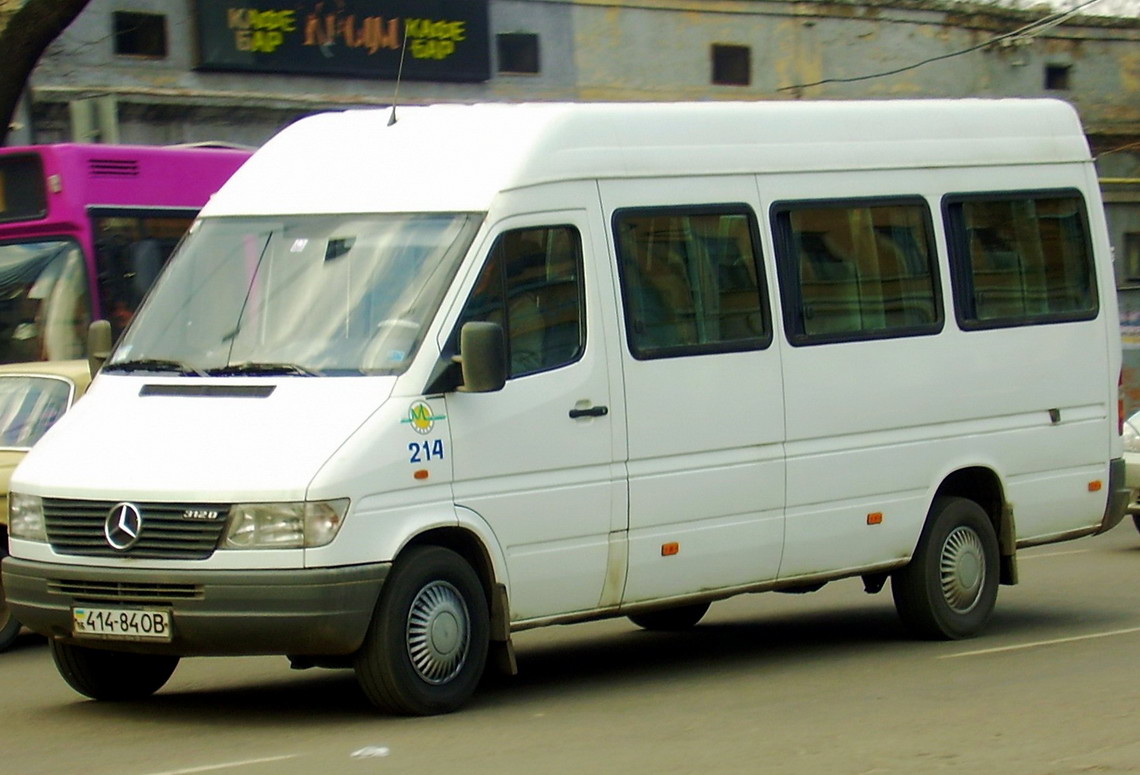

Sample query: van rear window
[945,191,1097,328]
[772,198,942,345]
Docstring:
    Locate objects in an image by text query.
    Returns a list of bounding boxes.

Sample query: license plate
[72,607,173,642]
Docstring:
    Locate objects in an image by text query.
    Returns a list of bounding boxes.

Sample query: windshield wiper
[206,362,319,377]
[104,358,206,376]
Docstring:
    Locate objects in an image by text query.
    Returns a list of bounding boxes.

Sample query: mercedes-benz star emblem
[104,502,143,551]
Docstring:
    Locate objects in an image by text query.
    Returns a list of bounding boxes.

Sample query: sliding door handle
[568,405,609,419]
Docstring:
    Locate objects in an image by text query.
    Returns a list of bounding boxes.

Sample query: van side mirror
[87,319,114,379]
[456,321,506,393]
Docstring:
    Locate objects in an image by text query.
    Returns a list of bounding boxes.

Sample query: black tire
[1133,513,1140,534]
[0,596,21,652]
[0,536,20,652]
[891,496,999,640]
[354,546,489,715]
[628,602,710,631]
[50,640,179,700]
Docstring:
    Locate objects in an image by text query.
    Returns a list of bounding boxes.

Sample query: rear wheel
[354,546,489,715]
[628,602,710,631]
[891,496,999,640]
[50,640,179,700]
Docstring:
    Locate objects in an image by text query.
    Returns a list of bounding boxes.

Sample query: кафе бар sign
[195,0,491,81]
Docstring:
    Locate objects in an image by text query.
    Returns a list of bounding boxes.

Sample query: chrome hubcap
[940,525,985,613]
[406,580,470,685]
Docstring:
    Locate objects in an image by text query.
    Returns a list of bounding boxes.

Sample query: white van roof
[204,99,1091,217]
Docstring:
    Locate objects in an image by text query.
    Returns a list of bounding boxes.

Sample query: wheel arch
[933,466,1017,585]
[403,527,496,602]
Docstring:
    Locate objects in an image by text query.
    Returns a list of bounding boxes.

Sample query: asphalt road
[3,524,1139,775]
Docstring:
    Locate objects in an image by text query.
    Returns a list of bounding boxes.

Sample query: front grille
[44,499,229,560]
[48,578,203,603]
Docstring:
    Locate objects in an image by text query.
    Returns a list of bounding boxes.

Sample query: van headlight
[8,493,47,542]
[221,499,349,549]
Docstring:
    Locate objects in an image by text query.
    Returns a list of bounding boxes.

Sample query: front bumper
[1,557,388,656]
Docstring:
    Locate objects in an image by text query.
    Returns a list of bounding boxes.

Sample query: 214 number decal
[409,439,445,464]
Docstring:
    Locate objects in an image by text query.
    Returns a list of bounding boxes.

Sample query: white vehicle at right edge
[2,99,1129,715]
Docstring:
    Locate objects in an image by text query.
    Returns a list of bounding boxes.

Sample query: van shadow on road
[35,592,1127,726]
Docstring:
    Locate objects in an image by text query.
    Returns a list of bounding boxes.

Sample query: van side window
[945,191,1097,327]
[773,199,941,345]
[613,206,770,359]
[456,225,584,377]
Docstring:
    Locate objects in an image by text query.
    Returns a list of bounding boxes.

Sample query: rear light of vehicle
[1119,371,1125,437]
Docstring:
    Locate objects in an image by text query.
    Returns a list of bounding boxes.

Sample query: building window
[1125,232,1140,283]
[712,45,750,86]
[497,33,540,74]
[113,11,167,58]
[1045,64,1071,90]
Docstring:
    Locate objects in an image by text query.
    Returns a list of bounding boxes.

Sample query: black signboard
[194,0,490,82]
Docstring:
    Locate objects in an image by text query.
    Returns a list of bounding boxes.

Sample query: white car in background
[1121,410,1140,534]
[0,361,92,651]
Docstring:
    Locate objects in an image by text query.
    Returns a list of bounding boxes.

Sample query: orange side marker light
[414,469,430,480]
[1088,480,1102,492]
[661,542,680,557]
[867,512,883,525]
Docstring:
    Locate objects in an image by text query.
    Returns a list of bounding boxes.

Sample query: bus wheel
[50,640,179,700]
[891,496,999,640]
[1133,514,1140,534]
[628,602,710,631]
[354,546,489,715]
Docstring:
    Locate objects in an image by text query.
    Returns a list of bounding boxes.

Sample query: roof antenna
[388,28,409,127]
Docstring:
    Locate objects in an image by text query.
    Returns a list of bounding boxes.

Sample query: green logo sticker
[403,400,446,435]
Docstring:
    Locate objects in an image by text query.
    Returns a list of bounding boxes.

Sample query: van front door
[445,211,624,621]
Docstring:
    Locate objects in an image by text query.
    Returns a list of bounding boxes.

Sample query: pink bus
[0,143,250,363]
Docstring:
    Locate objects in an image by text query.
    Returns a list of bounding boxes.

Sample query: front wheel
[891,496,999,640]
[50,640,179,700]
[354,546,489,715]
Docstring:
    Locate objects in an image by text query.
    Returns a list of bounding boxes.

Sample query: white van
[3,100,1128,714]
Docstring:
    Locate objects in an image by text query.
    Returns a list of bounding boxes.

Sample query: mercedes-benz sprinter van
[4,100,1128,714]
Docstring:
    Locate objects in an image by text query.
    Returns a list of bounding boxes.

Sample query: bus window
[93,212,195,338]
[0,154,47,223]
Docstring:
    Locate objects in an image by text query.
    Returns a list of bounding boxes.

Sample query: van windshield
[108,213,481,376]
